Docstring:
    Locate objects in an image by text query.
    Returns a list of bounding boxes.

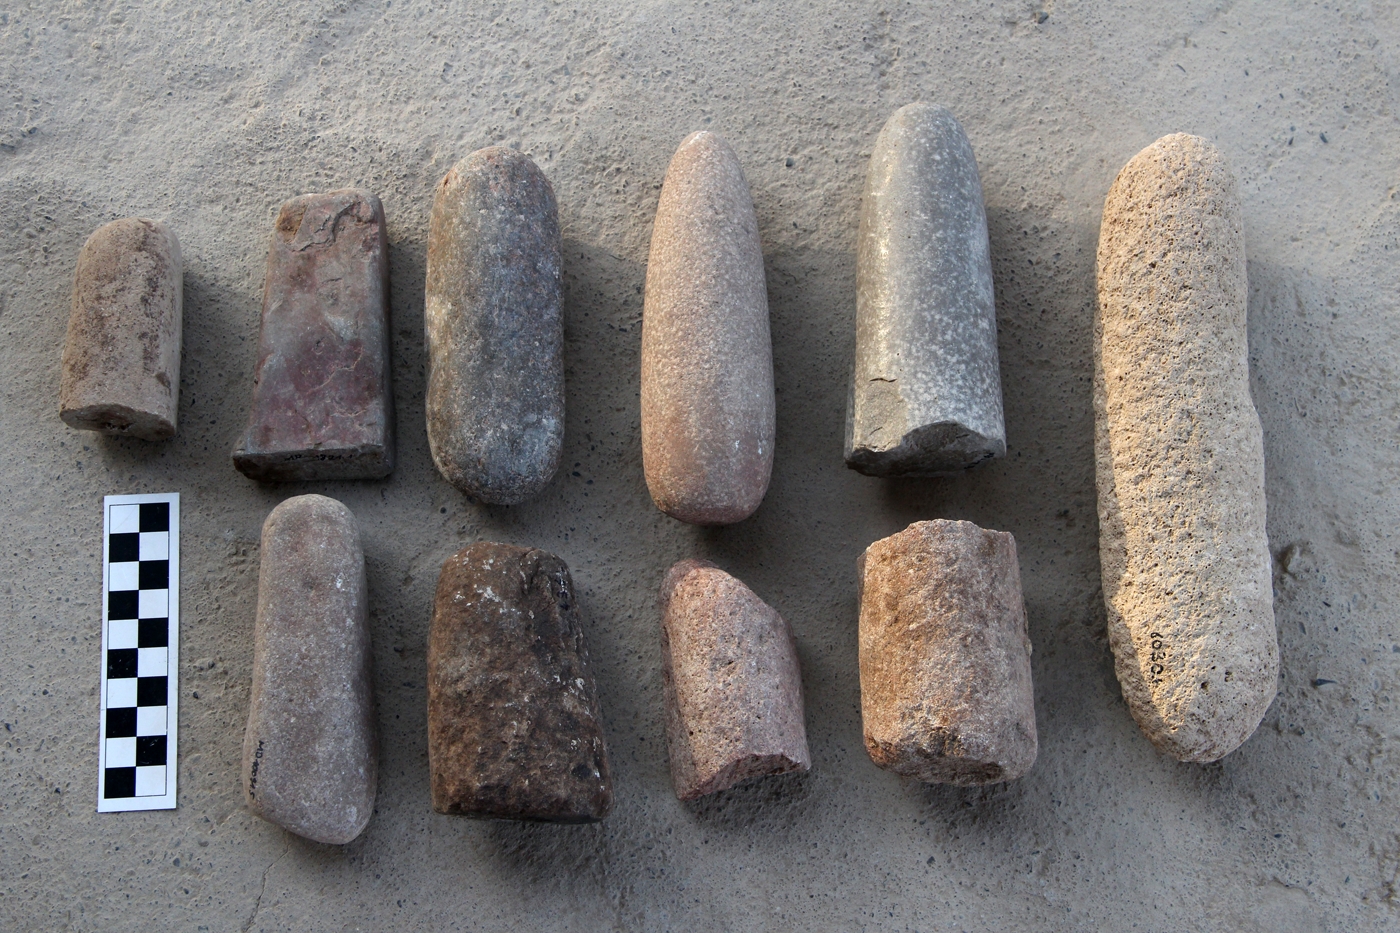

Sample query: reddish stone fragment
[661,560,810,800]
[233,189,394,481]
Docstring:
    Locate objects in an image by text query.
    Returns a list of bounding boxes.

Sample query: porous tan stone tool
[427,542,612,822]
[641,131,774,525]
[858,519,1037,785]
[660,560,810,800]
[1095,133,1278,763]
[241,494,377,844]
[59,218,183,440]
[232,188,394,482]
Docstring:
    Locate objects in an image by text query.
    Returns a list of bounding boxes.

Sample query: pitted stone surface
[858,520,1036,785]
[641,131,774,525]
[660,559,810,800]
[232,189,394,482]
[425,147,563,505]
[241,494,377,845]
[427,542,612,822]
[846,103,1005,476]
[59,218,183,441]
[1095,133,1278,763]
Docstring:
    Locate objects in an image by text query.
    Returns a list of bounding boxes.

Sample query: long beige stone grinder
[1095,133,1279,762]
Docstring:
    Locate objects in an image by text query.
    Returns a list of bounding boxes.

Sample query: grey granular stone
[858,520,1037,785]
[59,218,183,441]
[242,494,377,844]
[641,131,774,525]
[232,189,395,482]
[661,560,810,801]
[425,147,563,505]
[1096,133,1278,763]
[846,103,1006,476]
[427,542,612,822]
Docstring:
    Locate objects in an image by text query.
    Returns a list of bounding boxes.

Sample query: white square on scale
[107,678,137,708]
[139,532,169,561]
[109,504,140,534]
[136,706,167,736]
[138,589,168,619]
[134,766,166,797]
[137,647,167,677]
[108,619,139,650]
[108,562,139,592]
[106,737,136,768]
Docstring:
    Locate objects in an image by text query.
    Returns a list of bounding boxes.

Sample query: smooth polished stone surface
[232,189,394,481]
[242,494,377,844]
[1096,133,1278,763]
[661,559,810,801]
[858,520,1037,785]
[641,131,774,525]
[427,542,612,822]
[425,147,563,504]
[846,103,1005,476]
[59,218,183,441]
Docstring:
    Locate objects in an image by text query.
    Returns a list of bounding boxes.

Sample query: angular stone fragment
[427,542,612,822]
[660,560,810,800]
[846,103,1006,476]
[1095,133,1278,763]
[425,148,563,504]
[59,218,183,441]
[242,495,377,844]
[858,520,1036,785]
[641,131,774,525]
[232,189,395,482]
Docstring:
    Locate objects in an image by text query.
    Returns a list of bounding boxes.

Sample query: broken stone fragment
[661,560,810,800]
[1095,133,1278,763]
[641,131,774,525]
[425,147,563,504]
[59,218,183,441]
[858,520,1037,785]
[846,103,1006,476]
[232,189,395,482]
[427,542,612,822]
[242,494,377,844]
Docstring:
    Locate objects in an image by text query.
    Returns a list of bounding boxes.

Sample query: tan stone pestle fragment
[661,560,810,800]
[858,520,1037,785]
[641,131,774,525]
[241,495,377,844]
[1095,133,1278,762]
[60,218,183,440]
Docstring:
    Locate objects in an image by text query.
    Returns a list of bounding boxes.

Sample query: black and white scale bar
[98,493,179,812]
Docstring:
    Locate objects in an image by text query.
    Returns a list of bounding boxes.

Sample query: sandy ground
[1,1,1397,930]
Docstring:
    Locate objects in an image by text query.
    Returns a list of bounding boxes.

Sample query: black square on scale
[138,618,168,648]
[138,560,168,590]
[139,502,169,533]
[107,649,138,680]
[136,735,167,767]
[106,707,137,738]
[104,767,136,799]
[136,676,167,707]
[108,590,139,620]
[108,533,139,563]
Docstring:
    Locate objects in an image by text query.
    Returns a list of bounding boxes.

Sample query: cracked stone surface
[241,494,377,845]
[427,542,612,822]
[59,217,182,441]
[660,559,810,800]
[846,103,1005,476]
[425,147,563,505]
[1095,133,1279,763]
[858,520,1037,785]
[232,188,395,481]
[641,131,774,525]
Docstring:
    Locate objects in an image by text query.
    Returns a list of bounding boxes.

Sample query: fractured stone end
[845,419,1006,477]
[233,444,394,483]
[675,751,810,802]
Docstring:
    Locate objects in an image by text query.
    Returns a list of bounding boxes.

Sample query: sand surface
[1,2,1397,930]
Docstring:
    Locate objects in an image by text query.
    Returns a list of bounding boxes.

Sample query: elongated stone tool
[242,494,377,844]
[428,542,612,822]
[661,560,810,800]
[1095,133,1278,762]
[233,189,395,482]
[425,148,563,504]
[846,103,1005,475]
[60,218,183,441]
[641,131,774,525]
[858,520,1036,784]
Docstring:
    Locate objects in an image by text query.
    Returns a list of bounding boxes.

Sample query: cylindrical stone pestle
[1095,133,1278,762]
[424,147,563,505]
[846,103,1006,476]
[858,520,1037,785]
[641,131,774,525]
[427,542,612,822]
[59,218,183,441]
[241,494,377,844]
[233,189,395,482]
[661,560,810,800]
